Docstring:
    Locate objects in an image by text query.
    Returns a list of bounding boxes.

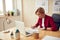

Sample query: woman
[32,7,57,31]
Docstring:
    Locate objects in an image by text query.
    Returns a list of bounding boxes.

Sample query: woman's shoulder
[45,15,53,19]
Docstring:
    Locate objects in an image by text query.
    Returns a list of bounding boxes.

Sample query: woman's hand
[31,26,36,29]
[47,28,51,31]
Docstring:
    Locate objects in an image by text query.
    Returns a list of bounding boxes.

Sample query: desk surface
[0,27,60,40]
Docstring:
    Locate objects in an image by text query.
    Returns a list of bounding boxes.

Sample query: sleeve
[50,17,58,31]
[34,18,39,27]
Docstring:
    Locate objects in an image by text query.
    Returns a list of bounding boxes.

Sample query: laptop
[15,21,34,36]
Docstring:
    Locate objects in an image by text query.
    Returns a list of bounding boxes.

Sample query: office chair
[52,14,60,30]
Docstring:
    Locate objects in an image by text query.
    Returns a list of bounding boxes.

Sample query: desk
[0,27,60,40]
[39,30,60,40]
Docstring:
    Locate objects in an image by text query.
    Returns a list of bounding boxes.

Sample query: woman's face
[36,12,45,18]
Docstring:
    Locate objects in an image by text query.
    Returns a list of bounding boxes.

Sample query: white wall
[0,17,4,31]
[22,0,38,27]
[0,16,21,31]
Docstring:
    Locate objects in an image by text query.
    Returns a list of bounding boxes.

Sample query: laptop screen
[15,21,26,35]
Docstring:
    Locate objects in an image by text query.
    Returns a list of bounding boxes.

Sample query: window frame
[0,0,13,15]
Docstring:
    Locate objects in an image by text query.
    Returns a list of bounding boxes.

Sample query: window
[0,0,3,15]
[5,0,13,12]
[0,0,13,15]
[0,0,22,15]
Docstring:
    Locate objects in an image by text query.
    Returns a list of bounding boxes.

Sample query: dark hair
[35,7,45,14]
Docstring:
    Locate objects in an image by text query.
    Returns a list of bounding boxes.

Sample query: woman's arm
[49,17,57,31]
[32,18,39,29]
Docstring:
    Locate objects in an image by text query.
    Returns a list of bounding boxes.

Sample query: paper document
[42,35,60,40]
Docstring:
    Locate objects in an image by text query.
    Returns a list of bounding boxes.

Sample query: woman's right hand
[47,28,51,31]
[31,26,36,29]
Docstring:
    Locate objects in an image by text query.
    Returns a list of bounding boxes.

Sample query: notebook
[42,35,60,40]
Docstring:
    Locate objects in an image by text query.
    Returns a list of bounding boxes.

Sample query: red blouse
[35,15,57,31]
